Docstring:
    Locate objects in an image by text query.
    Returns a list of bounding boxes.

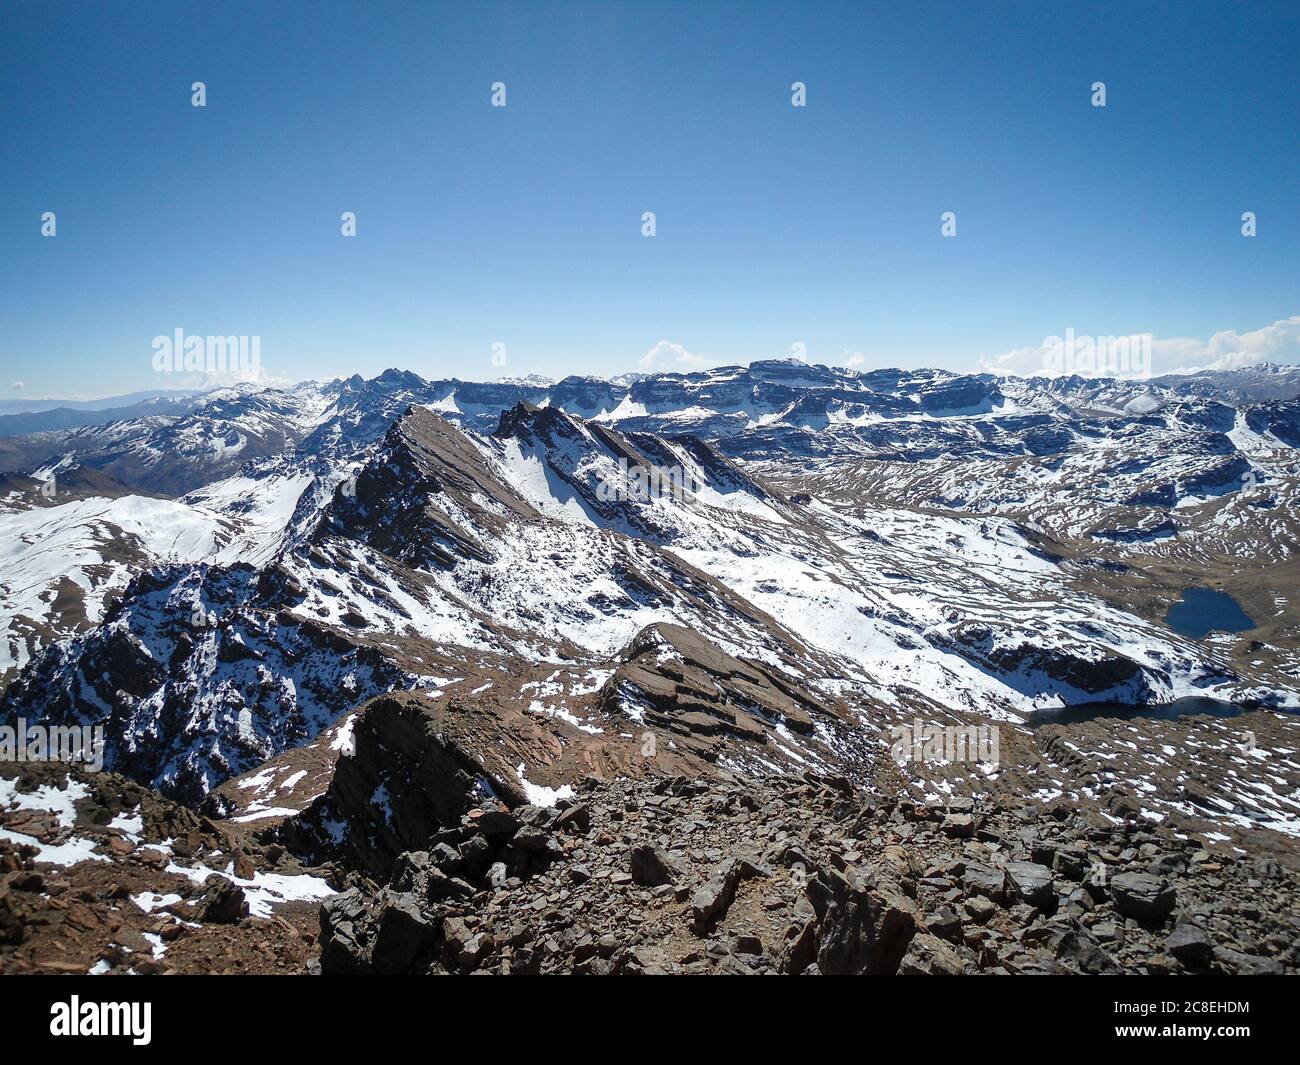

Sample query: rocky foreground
[0,762,326,975]
[3,757,1298,976]
[318,772,1298,976]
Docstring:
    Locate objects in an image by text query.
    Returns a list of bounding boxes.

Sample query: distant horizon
[7,339,1299,408]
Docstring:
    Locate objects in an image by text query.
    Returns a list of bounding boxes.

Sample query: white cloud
[638,340,707,373]
[980,315,1300,379]
[151,366,293,394]
[10,381,24,391]
[842,352,866,369]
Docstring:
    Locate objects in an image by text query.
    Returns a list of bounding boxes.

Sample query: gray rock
[924,904,963,941]
[430,842,464,875]
[941,813,975,838]
[476,809,519,837]
[1110,871,1175,921]
[1213,945,1284,976]
[554,803,591,834]
[898,932,964,975]
[1006,861,1055,911]
[1052,847,1088,881]
[962,861,1007,904]
[1091,919,1119,943]
[511,826,555,853]
[197,878,248,924]
[459,833,494,876]
[318,888,373,975]
[425,867,475,901]
[371,890,439,974]
[630,844,680,886]
[441,915,489,971]
[808,873,917,975]
[778,918,817,975]
[691,858,742,928]
[1165,922,1214,967]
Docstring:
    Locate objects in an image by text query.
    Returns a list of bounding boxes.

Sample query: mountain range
[1,358,1297,975]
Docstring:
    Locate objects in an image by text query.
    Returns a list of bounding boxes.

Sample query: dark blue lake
[1165,587,1255,640]
[1028,696,1254,728]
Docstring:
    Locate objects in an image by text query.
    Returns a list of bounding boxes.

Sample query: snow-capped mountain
[1,361,1297,825]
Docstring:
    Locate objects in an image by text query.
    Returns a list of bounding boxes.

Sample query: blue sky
[1,0,1297,398]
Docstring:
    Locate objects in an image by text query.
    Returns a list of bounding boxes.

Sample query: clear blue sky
[1,0,1296,398]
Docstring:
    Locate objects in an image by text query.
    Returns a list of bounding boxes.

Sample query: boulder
[941,813,975,838]
[808,871,917,975]
[962,861,1008,904]
[630,844,681,887]
[1110,872,1175,921]
[1005,861,1055,911]
[692,859,743,930]
[898,932,964,975]
[370,890,439,975]
[319,888,373,975]
[1165,923,1214,968]
[196,878,248,924]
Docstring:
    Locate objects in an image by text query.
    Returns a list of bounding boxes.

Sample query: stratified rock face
[276,647,857,883]
[325,405,539,569]
[936,622,1163,704]
[313,773,1300,976]
[611,622,816,730]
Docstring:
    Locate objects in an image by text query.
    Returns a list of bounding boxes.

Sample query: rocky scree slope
[0,761,333,975]
[316,772,1299,976]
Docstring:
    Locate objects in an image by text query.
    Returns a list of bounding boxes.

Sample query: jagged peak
[492,400,585,441]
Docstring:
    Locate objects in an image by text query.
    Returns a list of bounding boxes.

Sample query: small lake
[1028,696,1254,728]
[1165,587,1255,640]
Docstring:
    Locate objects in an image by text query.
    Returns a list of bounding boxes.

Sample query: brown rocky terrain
[3,692,1298,975]
[316,771,1299,975]
[0,761,332,975]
